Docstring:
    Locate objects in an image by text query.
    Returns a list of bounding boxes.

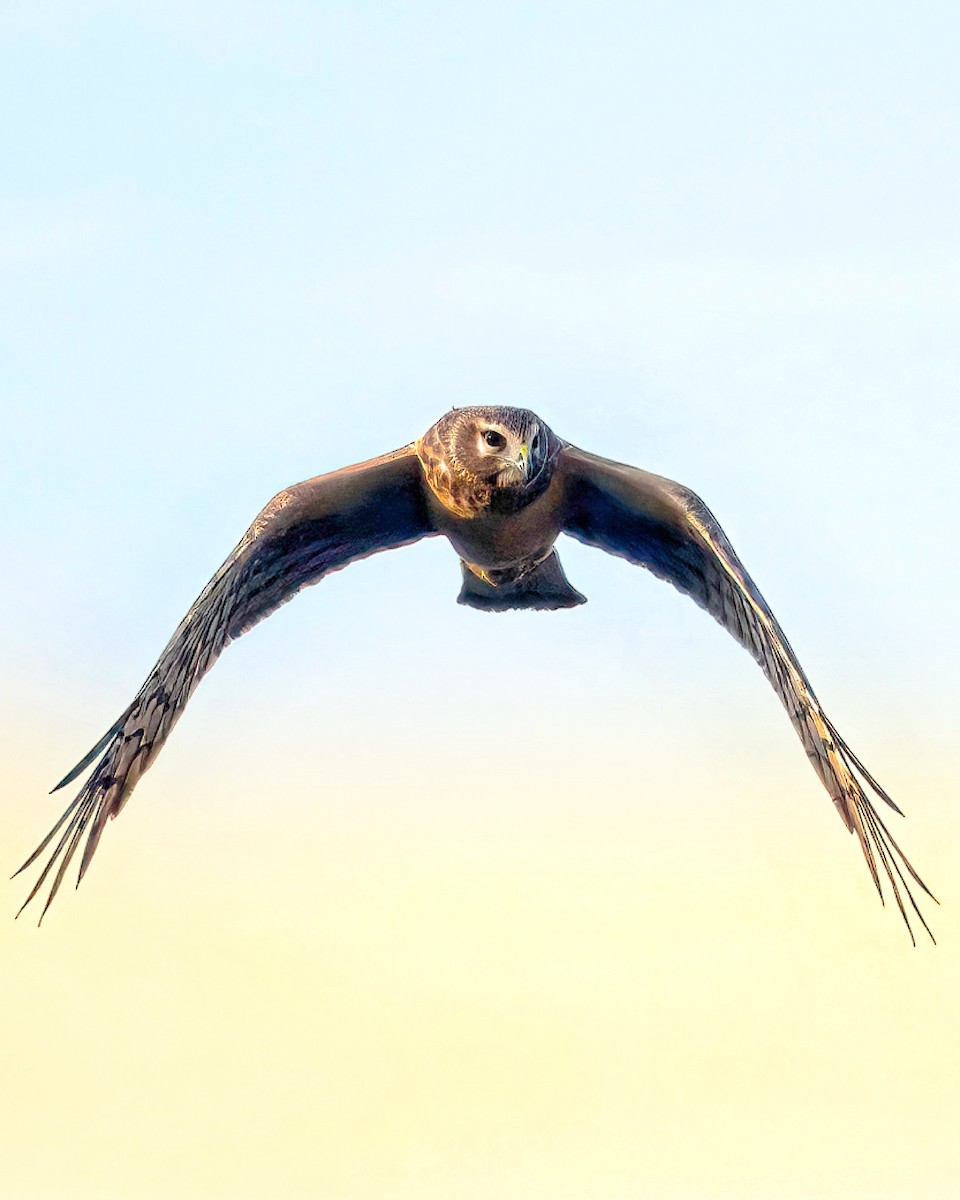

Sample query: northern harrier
[16,407,935,940]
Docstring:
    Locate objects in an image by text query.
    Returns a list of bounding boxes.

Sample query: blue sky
[3,2,957,753]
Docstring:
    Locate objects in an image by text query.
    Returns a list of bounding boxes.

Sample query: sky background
[2,3,959,1197]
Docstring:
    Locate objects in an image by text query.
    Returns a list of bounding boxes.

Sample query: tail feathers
[458,551,587,612]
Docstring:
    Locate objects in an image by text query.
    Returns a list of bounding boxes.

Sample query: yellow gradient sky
[2,4,959,1198]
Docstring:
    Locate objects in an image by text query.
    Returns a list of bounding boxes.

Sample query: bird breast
[424,474,566,571]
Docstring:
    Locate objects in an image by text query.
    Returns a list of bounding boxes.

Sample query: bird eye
[482,430,507,450]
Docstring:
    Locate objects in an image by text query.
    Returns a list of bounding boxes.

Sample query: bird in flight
[15,406,935,940]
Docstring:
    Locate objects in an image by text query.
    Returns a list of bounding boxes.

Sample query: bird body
[16,405,935,941]
[420,471,563,577]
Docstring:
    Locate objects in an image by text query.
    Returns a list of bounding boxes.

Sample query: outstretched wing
[16,445,433,920]
[559,445,935,943]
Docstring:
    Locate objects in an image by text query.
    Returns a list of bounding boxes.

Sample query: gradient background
[2,4,958,1198]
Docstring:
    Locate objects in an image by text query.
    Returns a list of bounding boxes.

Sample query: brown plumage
[15,406,936,941]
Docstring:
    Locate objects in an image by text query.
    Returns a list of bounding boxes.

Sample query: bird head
[417,406,561,519]
[440,406,554,490]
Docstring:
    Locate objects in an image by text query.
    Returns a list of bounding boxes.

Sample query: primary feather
[560,446,936,943]
[15,445,431,920]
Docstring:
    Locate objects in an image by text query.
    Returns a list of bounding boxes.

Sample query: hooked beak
[496,442,530,486]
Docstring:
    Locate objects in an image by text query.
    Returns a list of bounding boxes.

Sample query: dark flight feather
[559,445,936,943]
[14,446,431,920]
